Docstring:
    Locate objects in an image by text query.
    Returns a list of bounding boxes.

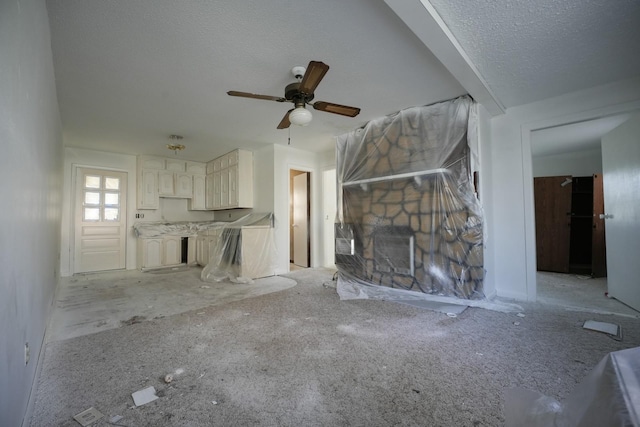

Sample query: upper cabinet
[137,151,252,211]
[206,149,253,210]
[137,156,206,210]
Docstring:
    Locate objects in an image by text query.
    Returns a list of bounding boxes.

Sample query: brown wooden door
[534,176,573,272]
[591,173,607,277]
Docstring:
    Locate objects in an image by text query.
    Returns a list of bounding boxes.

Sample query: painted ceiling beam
[384,0,505,116]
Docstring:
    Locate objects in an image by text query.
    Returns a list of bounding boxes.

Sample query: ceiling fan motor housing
[285,82,314,105]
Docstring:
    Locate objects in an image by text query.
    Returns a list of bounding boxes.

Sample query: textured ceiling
[46,0,466,160]
[429,0,640,108]
[47,0,640,161]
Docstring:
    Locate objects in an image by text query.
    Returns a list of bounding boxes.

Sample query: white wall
[251,144,276,214]
[476,104,496,299]
[0,0,63,425]
[532,148,602,177]
[488,77,640,300]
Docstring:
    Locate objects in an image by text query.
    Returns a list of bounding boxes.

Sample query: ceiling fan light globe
[289,107,312,126]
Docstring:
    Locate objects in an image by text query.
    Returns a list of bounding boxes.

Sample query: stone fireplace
[373,226,414,276]
[336,96,484,299]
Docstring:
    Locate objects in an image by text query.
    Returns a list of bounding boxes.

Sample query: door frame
[521,102,640,301]
[70,164,129,275]
[288,166,312,270]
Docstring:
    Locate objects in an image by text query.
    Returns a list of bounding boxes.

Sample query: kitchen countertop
[133,213,274,238]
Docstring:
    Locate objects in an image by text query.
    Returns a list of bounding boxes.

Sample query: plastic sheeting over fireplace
[335,96,485,300]
[373,227,414,276]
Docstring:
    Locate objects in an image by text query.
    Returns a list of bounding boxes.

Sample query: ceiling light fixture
[289,106,312,126]
[167,135,185,154]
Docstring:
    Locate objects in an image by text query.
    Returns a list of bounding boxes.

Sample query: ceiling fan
[227,61,361,129]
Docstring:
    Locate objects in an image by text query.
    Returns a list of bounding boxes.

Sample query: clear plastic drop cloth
[200,213,277,284]
[335,95,484,300]
[505,346,640,427]
[132,220,228,237]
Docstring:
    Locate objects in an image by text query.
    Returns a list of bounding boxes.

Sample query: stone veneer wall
[339,101,484,299]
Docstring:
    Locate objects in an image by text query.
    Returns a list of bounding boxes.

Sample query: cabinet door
[190,175,206,210]
[228,150,239,166]
[158,171,175,196]
[205,174,215,210]
[143,239,163,268]
[165,159,186,172]
[175,173,193,197]
[228,164,239,207]
[163,236,181,265]
[196,236,206,266]
[140,157,164,170]
[138,170,159,209]
[213,172,222,209]
[220,170,229,208]
[186,162,206,175]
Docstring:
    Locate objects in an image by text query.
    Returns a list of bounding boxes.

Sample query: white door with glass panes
[74,167,127,273]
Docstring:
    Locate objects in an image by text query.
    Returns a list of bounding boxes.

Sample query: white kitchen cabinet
[196,228,223,266]
[163,236,182,265]
[159,171,193,198]
[158,171,175,196]
[220,170,230,208]
[175,173,193,197]
[189,175,206,210]
[137,156,165,209]
[137,156,206,209]
[205,174,215,210]
[138,235,193,270]
[187,162,206,175]
[205,149,253,210]
[138,169,159,209]
[165,159,185,172]
[228,164,239,207]
[213,171,222,209]
[139,238,163,269]
[140,157,165,170]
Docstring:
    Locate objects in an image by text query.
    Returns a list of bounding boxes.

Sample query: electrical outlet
[25,343,30,365]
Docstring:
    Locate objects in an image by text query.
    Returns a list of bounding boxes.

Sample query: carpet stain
[121,315,146,326]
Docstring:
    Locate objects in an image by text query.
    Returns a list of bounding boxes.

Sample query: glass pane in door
[104,193,119,206]
[84,207,100,221]
[85,175,101,189]
[105,177,120,190]
[84,191,100,205]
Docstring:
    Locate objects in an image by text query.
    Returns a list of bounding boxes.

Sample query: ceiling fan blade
[227,91,286,102]
[298,61,329,95]
[313,101,361,117]
[277,109,293,129]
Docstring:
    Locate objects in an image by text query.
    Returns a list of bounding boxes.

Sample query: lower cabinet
[163,236,182,266]
[138,236,195,270]
[196,229,222,266]
[140,238,163,268]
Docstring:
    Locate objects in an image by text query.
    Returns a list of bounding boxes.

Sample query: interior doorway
[290,169,310,268]
[529,113,637,315]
